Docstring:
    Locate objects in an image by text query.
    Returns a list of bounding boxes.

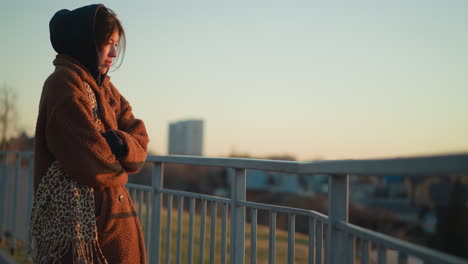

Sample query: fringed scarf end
[29,238,108,264]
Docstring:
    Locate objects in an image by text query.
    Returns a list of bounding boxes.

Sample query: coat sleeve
[46,90,128,188]
[113,94,149,174]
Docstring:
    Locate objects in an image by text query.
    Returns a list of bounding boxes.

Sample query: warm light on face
[97,30,120,74]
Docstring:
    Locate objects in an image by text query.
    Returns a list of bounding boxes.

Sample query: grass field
[0,237,32,264]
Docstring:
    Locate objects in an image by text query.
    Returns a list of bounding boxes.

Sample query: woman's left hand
[101,130,128,158]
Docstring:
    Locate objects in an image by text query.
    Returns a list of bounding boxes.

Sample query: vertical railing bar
[131,188,137,203]
[209,201,217,264]
[0,153,7,243]
[10,153,20,255]
[24,154,34,262]
[398,252,408,264]
[188,198,195,264]
[346,232,355,264]
[377,244,386,264]
[229,169,237,264]
[221,203,228,264]
[251,208,257,264]
[229,168,235,264]
[230,200,235,264]
[360,239,369,264]
[288,214,295,264]
[150,162,164,264]
[237,168,246,264]
[199,199,207,264]
[176,196,184,264]
[145,190,151,264]
[316,221,323,264]
[138,189,143,224]
[324,223,328,264]
[269,211,276,264]
[308,217,315,264]
[165,193,173,264]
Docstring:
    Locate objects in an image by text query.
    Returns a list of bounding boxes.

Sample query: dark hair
[94,7,126,71]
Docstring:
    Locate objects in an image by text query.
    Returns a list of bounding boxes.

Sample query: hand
[100,130,128,159]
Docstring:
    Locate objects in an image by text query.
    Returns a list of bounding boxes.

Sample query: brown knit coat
[34,54,148,264]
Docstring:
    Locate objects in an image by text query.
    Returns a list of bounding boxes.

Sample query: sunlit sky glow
[2,0,467,160]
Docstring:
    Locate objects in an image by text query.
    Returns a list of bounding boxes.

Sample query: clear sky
[1,0,467,160]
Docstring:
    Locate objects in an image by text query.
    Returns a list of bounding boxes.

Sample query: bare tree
[0,83,19,149]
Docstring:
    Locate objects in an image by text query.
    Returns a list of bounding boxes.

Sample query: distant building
[168,119,204,156]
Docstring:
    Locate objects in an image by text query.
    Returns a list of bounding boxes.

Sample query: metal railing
[1,151,468,264]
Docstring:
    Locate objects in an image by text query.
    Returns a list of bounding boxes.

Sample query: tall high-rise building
[168,119,204,156]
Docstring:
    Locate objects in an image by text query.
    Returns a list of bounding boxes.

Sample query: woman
[29,4,148,264]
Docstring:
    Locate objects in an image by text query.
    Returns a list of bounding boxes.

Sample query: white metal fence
[1,151,468,264]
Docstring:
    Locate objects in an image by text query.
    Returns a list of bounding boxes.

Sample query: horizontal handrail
[147,155,301,173]
[335,220,468,264]
[148,153,468,175]
[239,200,329,223]
[3,151,467,175]
[127,181,330,223]
[125,183,153,191]
[160,188,232,204]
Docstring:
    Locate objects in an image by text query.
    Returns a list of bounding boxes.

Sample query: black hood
[49,4,105,84]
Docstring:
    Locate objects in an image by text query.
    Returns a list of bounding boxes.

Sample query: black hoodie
[49,4,105,85]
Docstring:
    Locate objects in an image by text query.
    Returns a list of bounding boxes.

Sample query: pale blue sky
[1,0,467,160]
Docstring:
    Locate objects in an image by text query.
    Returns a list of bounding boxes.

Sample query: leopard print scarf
[28,161,107,264]
[28,82,107,264]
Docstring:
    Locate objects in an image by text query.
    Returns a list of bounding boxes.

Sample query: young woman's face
[97,30,119,74]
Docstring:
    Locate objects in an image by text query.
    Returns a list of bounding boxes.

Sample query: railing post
[230,168,246,264]
[327,174,349,264]
[150,162,164,264]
